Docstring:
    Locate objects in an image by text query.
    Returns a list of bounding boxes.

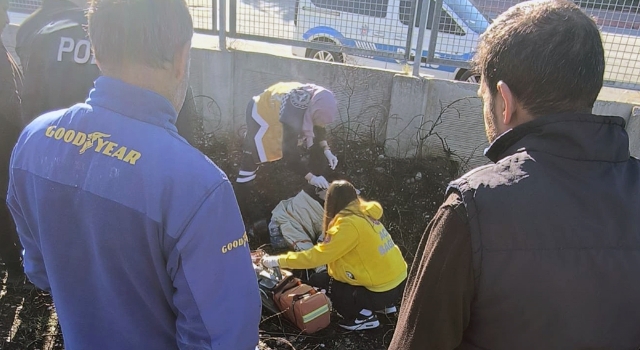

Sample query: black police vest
[449,114,640,350]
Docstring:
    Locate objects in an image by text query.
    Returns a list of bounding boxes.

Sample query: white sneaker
[338,313,380,331]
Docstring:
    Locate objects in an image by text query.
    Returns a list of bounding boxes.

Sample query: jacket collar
[485,113,630,163]
[86,76,178,131]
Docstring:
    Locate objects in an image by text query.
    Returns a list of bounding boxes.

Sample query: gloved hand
[324,149,338,170]
[261,256,280,269]
[308,175,329,189]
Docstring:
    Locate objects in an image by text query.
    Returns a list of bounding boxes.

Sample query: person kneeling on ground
[236,82,339,188]
[261,180,407,330]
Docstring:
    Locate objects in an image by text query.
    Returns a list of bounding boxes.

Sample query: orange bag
[272,272,331,334]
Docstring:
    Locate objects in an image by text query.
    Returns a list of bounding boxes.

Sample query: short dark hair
[473,0,605,117]
[88,0,193,69]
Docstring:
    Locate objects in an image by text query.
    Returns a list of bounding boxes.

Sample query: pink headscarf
[302,87,338,147]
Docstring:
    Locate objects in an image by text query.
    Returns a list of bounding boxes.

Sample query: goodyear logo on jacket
[45,126,141,165]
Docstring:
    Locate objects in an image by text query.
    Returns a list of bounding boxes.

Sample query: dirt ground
[0,124,458,350]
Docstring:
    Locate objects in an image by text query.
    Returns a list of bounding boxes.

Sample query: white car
[291,0,490,82]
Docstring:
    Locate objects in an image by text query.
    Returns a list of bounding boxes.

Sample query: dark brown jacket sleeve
[388,192,474,350]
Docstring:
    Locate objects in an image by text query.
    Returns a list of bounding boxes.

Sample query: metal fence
[470,0,640,89]
[8,0,640,90]
[8,0,40,12]
[190,0,218,33]
[8,0,219,33]
[223,0,639,89]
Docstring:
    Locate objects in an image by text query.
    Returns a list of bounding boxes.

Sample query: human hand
[261,256,280,269]
[324,149,338,170]
[308,175,329,189]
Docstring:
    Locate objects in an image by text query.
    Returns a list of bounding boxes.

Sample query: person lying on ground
[15,0,199,144]
[261,180,407,331]
[389,1,640,349]
[236,82,339,188]
[7,0,261,349]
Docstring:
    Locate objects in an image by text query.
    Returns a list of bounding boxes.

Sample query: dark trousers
[237,100,261,183]
[0,203,22,274]
[308,272,405,319]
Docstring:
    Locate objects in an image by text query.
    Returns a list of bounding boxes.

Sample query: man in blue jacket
[7,0,261,349]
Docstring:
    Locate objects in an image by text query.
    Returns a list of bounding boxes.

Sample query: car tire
[459,70,481,84]
[306,38,344,63]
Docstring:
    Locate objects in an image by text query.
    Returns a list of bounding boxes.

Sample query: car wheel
[306,38,344,63]
[459,70,481,84]
[308,49,338,62]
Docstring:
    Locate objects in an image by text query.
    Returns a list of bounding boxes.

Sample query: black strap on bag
[273,266,283,281]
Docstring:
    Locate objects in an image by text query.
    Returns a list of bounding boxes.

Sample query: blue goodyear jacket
[7,77,261,350]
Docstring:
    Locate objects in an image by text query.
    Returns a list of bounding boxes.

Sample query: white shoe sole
[339,319,380,331]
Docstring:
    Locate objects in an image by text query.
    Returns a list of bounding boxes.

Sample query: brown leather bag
[272,271,331,334]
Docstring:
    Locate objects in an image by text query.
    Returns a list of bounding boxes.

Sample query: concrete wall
[189,48,394,141]
[627,106,640,158]
[188,48,639,172]
[188,48,640,171]
[384,76,489,168]
[3,18,639,168]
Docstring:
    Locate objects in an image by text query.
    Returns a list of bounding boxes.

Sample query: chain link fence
[8,0,640,89]
[8,0,40,12]
[228,0,411,60]
[470,0,639,89]
[8,0,218,33]
[190,0,218,32]
[224,0,639,88]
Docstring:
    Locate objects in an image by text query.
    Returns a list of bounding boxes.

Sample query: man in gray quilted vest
[390,0,640,349]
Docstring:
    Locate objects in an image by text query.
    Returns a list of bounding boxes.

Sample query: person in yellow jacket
[235,82,339,224]
[261,180,408,330]
[236,82,339,187]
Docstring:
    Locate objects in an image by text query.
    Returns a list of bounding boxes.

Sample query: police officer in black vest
[16,0,198,144]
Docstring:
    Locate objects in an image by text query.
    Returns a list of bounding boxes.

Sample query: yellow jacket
[277,200,407,292]
[253,82,303,162]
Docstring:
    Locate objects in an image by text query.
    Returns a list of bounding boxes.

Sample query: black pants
[308,272,405,319]
[0,203,22,274]
[237,100,262,184]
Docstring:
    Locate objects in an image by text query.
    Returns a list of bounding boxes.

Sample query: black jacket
[15,0,78,68]
[0,46,23,188]
[19,5,99,124]
[0,44,24,271]
[449,114,640,350]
